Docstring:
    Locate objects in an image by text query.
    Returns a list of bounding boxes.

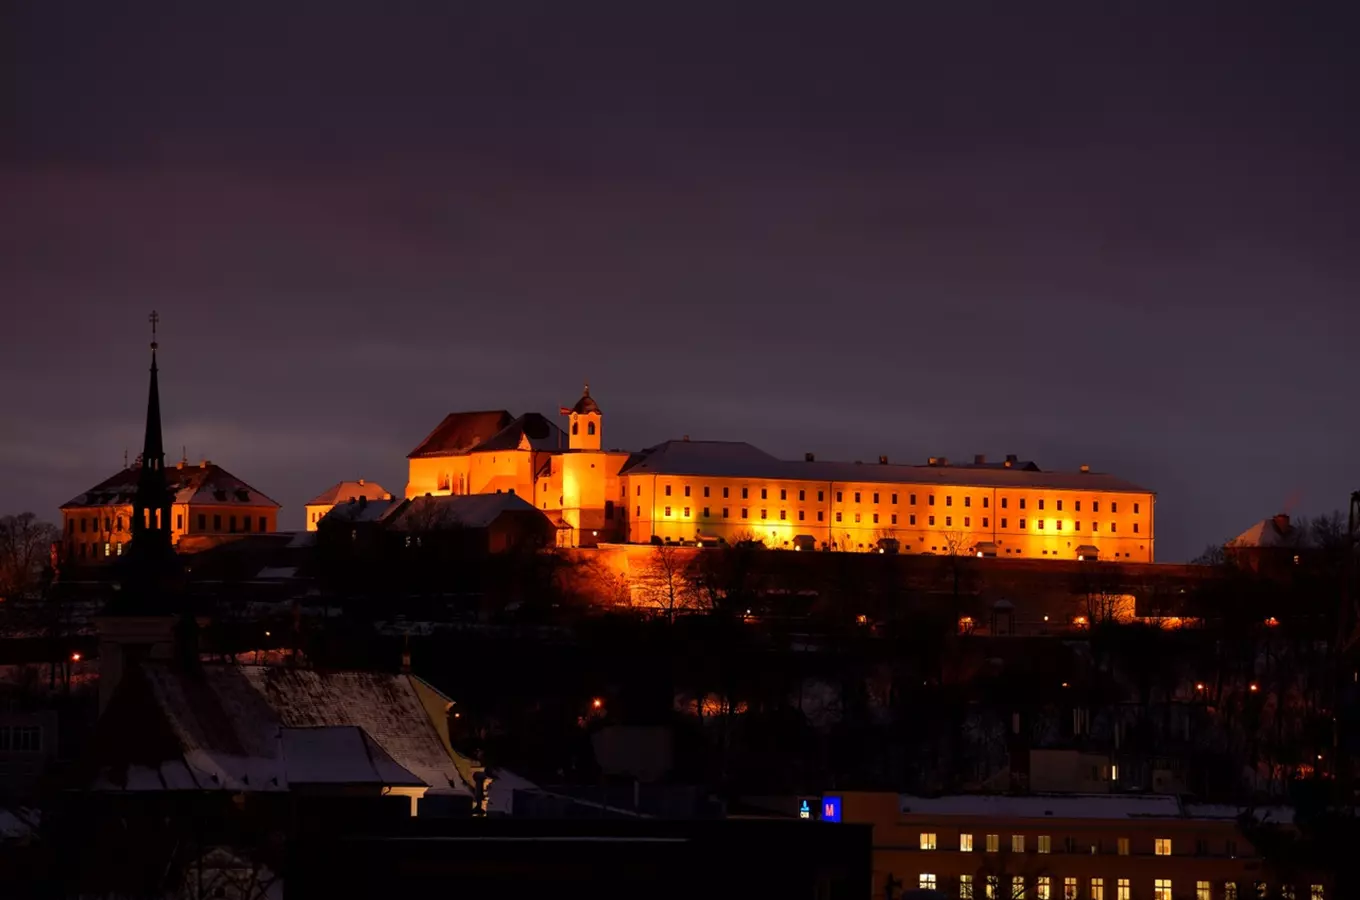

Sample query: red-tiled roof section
[407,410,514,459]
[62,462,281,509]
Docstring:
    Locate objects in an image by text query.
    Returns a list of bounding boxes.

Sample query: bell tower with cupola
[567,383,602,451]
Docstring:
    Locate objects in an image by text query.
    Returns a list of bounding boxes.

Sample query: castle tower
[97,312,189,713]
[566,383,602,451]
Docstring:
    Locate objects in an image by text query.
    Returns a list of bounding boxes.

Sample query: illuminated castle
[406,385,1156,561]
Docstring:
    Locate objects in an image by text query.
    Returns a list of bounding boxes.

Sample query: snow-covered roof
[471,413,565,453]
[898,794,1183,820]
[1227,514,1301,549]
[384,492,545,531]
[320,497,400,524]
[1183,803,1295,825]
[63,462,280,510]
[620,440,1150,494]
[306,479,392,507]
[96,663,471,796]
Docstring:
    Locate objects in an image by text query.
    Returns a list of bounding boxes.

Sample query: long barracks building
[406,386,1155,562]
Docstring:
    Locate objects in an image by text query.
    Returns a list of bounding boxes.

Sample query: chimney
[1080,464,1090,474]
[358,478,365,486]
[878,455,889,465]
[1005,454,1018,464]
[974,454,986,465]
[804,452,815,462]
[200,460,211,469]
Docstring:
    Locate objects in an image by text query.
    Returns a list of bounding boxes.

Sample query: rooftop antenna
[123,449,129,469]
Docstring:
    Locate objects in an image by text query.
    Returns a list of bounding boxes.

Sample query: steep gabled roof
[407,410,515,459]
[470,413,564,452]
[62,463,281,509]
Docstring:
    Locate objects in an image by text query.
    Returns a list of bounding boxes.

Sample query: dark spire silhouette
[118,311,181,615]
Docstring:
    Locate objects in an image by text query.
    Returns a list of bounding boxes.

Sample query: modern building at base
[304,479,392,530]
[830,791,1324,900]
[61,459,280,564]
[405,386,1155,560]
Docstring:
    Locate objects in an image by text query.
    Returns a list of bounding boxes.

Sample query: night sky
[3,2,1357,560]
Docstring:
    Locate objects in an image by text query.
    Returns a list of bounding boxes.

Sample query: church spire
[122,311,178,611]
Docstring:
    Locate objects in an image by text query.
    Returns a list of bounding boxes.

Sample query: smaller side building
[304,479,392,531]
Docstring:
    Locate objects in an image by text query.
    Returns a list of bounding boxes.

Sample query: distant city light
[1249,683,1259,692]
[1195,683,1205,691]
[591,697,603,709]
[71,652,81,662]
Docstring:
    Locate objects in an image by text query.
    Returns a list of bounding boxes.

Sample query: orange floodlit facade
[406,387,1156,560]
[60,459,280,563]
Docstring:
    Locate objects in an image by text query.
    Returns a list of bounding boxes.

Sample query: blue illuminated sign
[820,795,842,822]
[799,799,812,820]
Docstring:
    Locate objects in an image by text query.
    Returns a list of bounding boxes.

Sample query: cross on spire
[149,310,159,350]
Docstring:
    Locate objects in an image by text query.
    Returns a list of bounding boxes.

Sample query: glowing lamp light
[1043,615,1050,622]
[1061,682,1069,688]
[1077,555,1085,561]
[856,614,868,625]
[70,652,81,662]
[591,698,603,710]
[1249,683,1259,692]
[264,630,271,637]
[1264,616,1279,628]
[976,551,983,558]
[1195,682,1205,691]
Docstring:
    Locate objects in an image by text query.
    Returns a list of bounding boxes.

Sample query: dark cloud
[3,2,1358,558]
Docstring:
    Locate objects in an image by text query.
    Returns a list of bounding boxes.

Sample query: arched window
[572,422,579,435]
[587,421,596,436]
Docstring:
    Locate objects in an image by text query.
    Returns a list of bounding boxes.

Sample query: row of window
[649,484,1140,516]
[934,834,1178,856]
[645,507,1139,534]
[918,873,1319,900]
[0,725,43,754]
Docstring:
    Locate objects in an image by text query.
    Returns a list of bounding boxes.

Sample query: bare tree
[0,512,60,600]
[636,542,705,622]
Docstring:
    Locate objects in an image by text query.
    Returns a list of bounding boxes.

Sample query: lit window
[1064,877,1077,900]
[103,542,110,557]
[1011,834,1025,853]
[1196,883,1211,900]
[920,874,937,891]
[1013,876,1026,898]
[960,875,974,899]
[1036,876,1051,900]
[1224,886,1238,900]
[986,875,999,899]
[1310,886,1324,900]
[1155,838,1171,856]
[986,834,999,853]
[1091,879,1104,900]
[1281,888,1295,900]
[1037,835,1050,854]
[1154,879,1172,900]
[960,833,974,852]
[1117,879,1130,900]
[920,832,937,850]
